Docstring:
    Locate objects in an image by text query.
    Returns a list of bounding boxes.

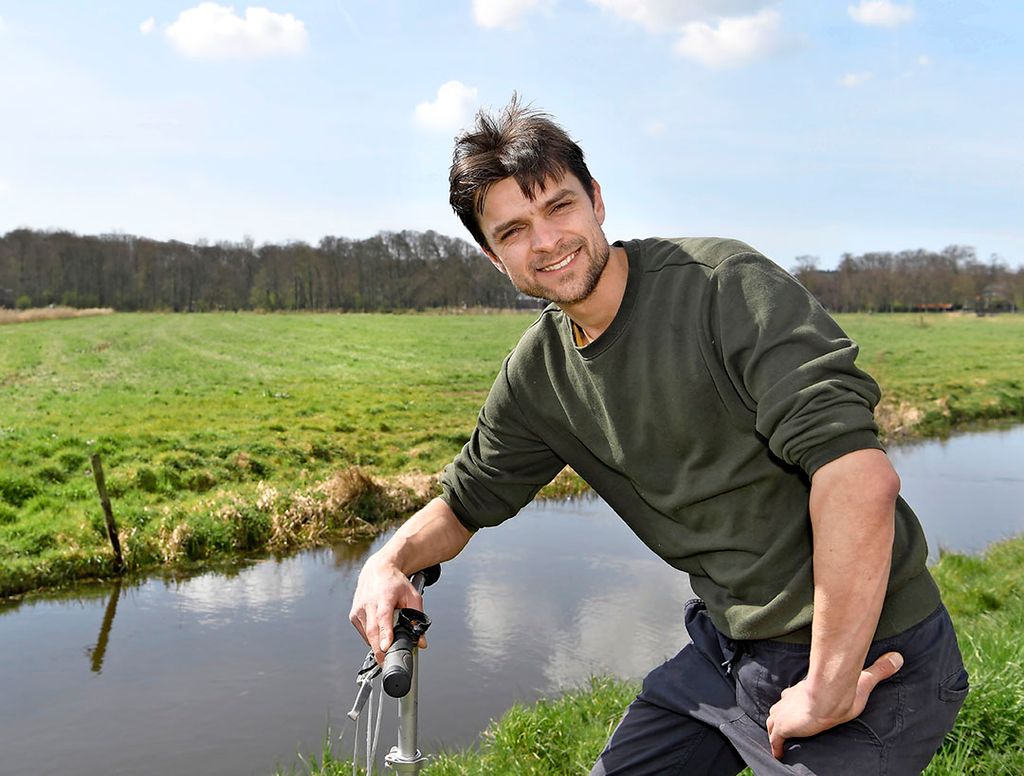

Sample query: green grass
[2,311,1023,598]
[923,539,1024,774]
[283,535,1024,776]
[838,313,1024,438]
[0,311,535,596]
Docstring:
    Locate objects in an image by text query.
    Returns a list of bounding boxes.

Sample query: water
[888,424,1024,559]
[0,426,1021,776]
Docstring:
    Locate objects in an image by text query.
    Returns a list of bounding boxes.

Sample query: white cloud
[165,3,308,60]
[917,53,930,66]
[0,178,11,197]
[414,81,479,131]
[848,1,915,28]
[644,119,667,137]
[673,8,786,68]
[840,71,873,87]
[140,17,156,36]
[588,0,772,31]
[473,0,551,30]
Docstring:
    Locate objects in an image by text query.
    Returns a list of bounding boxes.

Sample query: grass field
[286,534,1024,776]
[2,311,1023,598]
[839,313,1024,438]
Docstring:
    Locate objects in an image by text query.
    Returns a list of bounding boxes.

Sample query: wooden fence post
[90,453,124,572]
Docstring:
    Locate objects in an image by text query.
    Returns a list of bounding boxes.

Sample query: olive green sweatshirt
[440,237,939,642]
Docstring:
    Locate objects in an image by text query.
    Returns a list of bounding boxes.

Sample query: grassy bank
[2,311,1023,598]
[842,313,1024,439]
[286,535,1024,776]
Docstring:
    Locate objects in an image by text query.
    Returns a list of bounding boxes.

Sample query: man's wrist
[364,545,404,577]
[804,669,859,717]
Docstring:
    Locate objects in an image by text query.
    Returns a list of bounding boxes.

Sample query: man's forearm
[766,448,903,757]
[372,496,474,574]
[805,448,899,712]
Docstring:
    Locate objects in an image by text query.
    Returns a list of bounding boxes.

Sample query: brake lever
[347,649,382,720]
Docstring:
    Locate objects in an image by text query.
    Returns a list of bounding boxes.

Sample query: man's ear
[481,246,508,275]
[591,178,606,226]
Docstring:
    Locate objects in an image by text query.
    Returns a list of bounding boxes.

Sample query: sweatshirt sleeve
[701,251,884,476]
[439,355,566,531]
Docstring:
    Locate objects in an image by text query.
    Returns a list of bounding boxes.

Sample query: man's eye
[500,226,522,242]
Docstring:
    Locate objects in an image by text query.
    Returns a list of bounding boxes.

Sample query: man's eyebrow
[542,188,576,208]
[489,188,577,241]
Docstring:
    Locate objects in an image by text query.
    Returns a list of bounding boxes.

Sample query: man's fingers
[862,651,904,690]
[377,608,394,653]
[348,610,367,643]
[768,724,785,760]
[766,711,785,760]
[350,569,427,664]
[407,588,425,612]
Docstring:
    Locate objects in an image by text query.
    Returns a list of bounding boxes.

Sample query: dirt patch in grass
[875,399,925,439]
[0,307,114,325]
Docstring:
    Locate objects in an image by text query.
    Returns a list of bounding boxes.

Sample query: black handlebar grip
[381,628,415,698]
[417,564,441,588]
[381,607,429,698]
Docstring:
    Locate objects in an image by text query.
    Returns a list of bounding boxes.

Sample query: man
[349,97,968,774]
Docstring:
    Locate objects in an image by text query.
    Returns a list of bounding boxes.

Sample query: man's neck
[560,245,629,344]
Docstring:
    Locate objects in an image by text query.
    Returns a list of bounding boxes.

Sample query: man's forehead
[480,172,581,220]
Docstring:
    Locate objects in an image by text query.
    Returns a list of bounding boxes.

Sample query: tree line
[791,245,1022,313]
[0,228,522,312]
[1,228,1021,313]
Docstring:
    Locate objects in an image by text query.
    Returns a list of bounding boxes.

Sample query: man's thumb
[864,651,904,687]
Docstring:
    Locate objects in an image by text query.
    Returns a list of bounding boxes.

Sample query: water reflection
[455,499,694,689]
[173,557,309,626]
[464,576,532,665]
[546,571,695,687]
[328,535,377,567]
[87,578,122,674]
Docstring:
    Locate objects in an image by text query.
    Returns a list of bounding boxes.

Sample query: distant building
[910,302,957,313]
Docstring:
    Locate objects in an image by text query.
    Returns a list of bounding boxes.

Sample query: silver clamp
[385,746,429,772]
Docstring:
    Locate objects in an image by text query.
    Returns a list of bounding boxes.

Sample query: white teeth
[540,249,577,272]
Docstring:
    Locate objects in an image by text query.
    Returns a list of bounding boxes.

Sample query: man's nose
[530,218,560,253]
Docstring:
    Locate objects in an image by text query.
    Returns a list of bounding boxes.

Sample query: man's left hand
[766,651,904,759]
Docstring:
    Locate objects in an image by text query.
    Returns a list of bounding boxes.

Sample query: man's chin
[521,286,595,307]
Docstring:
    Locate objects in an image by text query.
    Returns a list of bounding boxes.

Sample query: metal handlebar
[348,564,441,774]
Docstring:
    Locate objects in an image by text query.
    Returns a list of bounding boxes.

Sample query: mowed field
[2,311,1023,597]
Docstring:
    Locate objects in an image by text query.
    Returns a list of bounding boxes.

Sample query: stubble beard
[513,237,612,306]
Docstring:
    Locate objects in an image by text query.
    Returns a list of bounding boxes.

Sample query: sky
[0,1,1021,270]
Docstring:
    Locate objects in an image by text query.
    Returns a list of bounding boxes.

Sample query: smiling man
[349,97,968,774]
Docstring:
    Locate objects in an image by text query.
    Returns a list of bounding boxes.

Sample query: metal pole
[384,646,426,772]
[397,648,419,758]
[383,568,434,774]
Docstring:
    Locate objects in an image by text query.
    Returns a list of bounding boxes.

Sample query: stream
[1,425,1022,776]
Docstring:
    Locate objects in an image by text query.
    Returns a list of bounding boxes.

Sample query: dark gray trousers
[591,600,968,776]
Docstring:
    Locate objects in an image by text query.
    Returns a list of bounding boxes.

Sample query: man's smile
[537,248,579,273]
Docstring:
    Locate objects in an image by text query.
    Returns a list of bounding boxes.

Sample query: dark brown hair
[449,94,595,252]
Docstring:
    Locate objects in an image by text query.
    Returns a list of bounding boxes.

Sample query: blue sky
[0,1,1020,269]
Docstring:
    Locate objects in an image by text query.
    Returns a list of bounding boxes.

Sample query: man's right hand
[347,497,473,663]
[349,556,425,665]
